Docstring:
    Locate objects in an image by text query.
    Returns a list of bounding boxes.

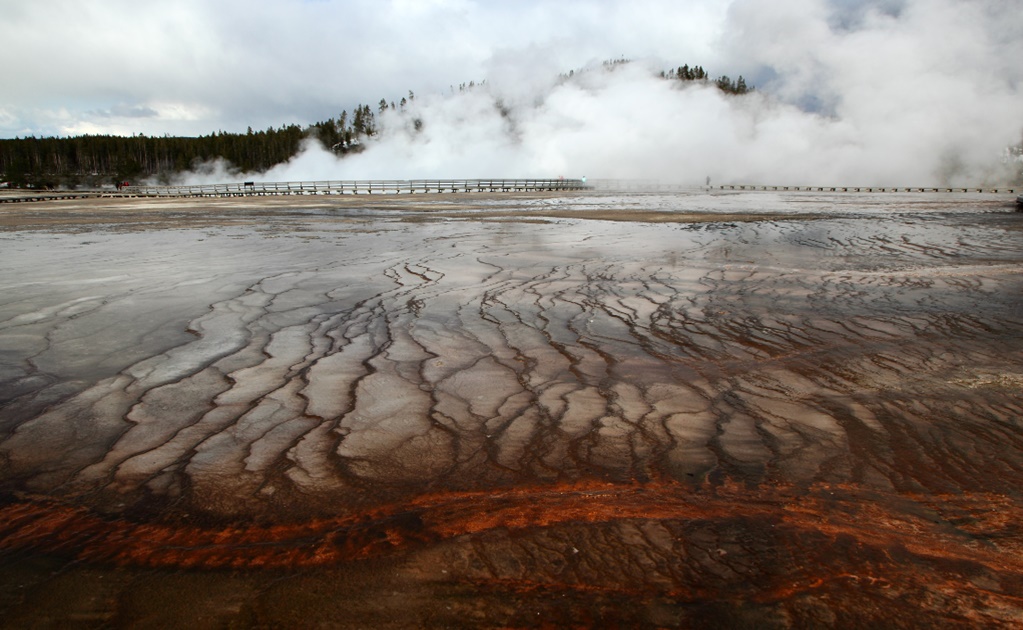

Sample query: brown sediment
[2,191,1023,625]
[3,479,1023,627]
[0,190,848,230]
[2,480,1022,574]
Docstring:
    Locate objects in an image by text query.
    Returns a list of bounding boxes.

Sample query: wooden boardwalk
[2,179,1017,203]
[590,180,1018,194]
[0,192,106,204]
[715,184,1018,194]
[120,178,589,197]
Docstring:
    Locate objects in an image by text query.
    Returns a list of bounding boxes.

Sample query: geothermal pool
[1,190,1022,626]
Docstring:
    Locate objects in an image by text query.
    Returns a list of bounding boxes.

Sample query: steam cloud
[180,0,1023,187]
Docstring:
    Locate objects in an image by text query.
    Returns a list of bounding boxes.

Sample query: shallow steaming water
[1,191,1022,626]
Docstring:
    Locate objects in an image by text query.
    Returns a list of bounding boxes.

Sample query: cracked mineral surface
[1,190,1022,627]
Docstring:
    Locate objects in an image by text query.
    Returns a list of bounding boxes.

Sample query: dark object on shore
[1016,194,1023,210]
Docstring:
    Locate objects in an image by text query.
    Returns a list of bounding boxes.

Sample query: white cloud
[0,0,730,137]
[2,0,1020,186]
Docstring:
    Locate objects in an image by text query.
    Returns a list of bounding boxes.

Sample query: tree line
[0,61,760,188]
[0,126,306,188]
[660,63,751,94]
[0,94,422,188]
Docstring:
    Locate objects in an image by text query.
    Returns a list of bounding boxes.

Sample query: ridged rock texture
[1,192,1022,627]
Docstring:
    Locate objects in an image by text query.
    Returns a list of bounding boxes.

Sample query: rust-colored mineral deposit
[1,191,1022,627]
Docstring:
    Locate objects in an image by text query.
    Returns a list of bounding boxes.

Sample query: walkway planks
[121,178,590,197]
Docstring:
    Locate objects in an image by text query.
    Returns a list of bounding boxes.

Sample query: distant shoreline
[0,189,1017,232]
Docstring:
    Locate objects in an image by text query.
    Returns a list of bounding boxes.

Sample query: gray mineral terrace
[1,188,1022,627]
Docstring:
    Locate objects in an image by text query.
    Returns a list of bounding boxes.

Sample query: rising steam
[178,0,1023,187]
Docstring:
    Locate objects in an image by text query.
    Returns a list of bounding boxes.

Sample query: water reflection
[1,192,1022,626]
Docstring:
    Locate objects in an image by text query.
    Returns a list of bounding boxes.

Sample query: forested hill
[0,61,753,189]
[0,126,314,189]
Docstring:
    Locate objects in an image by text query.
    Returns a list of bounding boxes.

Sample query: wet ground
[1,190,1022,628]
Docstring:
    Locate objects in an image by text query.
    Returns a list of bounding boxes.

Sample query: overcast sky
[2,0,1021,185]
[1,0,735,137]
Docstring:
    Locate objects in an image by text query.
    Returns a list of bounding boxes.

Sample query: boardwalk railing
[715,184,1018,194]
[589,180,1018,194]
[121,179,590,197]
